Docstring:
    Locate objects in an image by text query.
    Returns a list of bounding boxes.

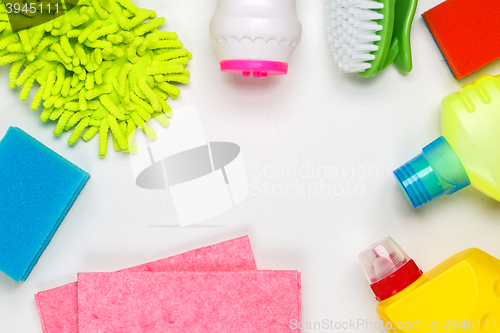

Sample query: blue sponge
[0,127,90,282]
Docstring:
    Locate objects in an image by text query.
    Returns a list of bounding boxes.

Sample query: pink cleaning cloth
[35,236,256,333]
[78,271,302,333]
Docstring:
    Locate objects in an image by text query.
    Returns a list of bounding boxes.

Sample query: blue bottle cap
[394,137,470,209]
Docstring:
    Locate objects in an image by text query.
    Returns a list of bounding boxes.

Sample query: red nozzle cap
[360,237,423,301]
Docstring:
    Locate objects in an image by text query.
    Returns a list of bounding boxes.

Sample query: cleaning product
[35,236,257,333]
[394,74,500,209]
[423,0,500,80]
[360,237,500,332]
[0,0,191,158]
[209,0,302,78]
[78,271,301,332]
[0,127,89,282]
[326,0,418,77]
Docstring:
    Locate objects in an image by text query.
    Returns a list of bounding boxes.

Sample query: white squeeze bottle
[209,0,302,77]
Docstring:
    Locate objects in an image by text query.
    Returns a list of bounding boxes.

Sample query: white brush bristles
[327,0,383,73]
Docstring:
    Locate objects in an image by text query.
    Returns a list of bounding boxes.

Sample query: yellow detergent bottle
[394,74,500,209]
[360,237,500,333]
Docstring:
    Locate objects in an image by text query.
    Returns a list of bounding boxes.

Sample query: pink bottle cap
[220,60,289,77]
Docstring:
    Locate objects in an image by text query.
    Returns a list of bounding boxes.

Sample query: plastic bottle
[360,237,500,333]
[394,74,500,209]
[209,0,302,77]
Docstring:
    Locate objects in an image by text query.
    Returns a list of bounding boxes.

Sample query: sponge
[0,127,89,282]
[423,0,500,79]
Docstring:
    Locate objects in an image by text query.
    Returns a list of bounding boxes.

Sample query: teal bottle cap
[394,136,470,209]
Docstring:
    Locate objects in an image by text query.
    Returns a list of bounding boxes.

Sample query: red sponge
[423,0,500,79]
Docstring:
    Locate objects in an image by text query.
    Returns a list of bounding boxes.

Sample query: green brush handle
[382,0,418,73]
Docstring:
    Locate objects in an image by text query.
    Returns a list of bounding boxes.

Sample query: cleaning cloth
[35,236,256,333]
[0,126,89,282]
[78,271,301,333]
[0,0,191,158]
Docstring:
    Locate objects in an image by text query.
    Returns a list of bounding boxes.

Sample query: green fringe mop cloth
[0,0,191,158]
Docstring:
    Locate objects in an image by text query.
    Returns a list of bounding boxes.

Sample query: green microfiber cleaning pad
[0,0,191,158]
[0,127,89,282]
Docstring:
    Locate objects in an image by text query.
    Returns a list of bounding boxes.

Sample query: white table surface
[1,0,500,332]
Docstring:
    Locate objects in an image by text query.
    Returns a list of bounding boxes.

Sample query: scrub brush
[326,0,418,77]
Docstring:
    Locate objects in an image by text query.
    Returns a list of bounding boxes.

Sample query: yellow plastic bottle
[360,237,500,333]
[394,74,500,209]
